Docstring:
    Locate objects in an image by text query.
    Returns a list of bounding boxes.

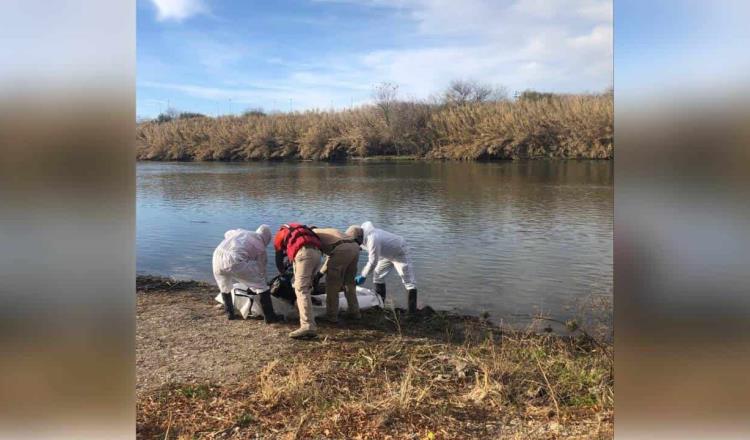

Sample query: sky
[137,0,613,118]
[614,0,750,104]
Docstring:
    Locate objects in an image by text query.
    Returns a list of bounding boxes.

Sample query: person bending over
[274,223,323,339]
[212,225,281,323]
[312,227,361,323]
[346,221,419,315]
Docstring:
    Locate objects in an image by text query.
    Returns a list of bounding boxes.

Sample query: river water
[137,161,612,323]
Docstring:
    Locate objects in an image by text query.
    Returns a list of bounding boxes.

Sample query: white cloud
[139,0,612,115]
[360,0,612,93]
[576,0,612,23]
[150,0,207,22]
[568,25,611,50]
[139,80,356,111]
[312,0,612,93]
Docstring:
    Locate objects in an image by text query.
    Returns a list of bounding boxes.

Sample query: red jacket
[273,223,321,271]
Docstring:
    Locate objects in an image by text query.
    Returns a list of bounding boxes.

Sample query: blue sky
[614,1,750,103]
[137,0,613,118]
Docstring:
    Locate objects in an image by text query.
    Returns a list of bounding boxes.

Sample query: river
[137,160,612,323]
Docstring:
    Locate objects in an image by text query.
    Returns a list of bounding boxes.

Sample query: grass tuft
[137,308,612,439]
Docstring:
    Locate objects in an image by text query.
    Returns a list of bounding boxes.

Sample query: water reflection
[137,161,612,323]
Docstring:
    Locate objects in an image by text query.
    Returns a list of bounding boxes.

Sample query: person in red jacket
[274,223,323,339]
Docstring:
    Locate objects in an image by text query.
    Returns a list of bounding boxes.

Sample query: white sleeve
[360,239,379,278]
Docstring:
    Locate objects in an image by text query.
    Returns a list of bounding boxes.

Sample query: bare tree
[516,89,556,102]
[373,82,399,126]
[443,79,508,105]
[243,107,266,117]
[155,107,180,123]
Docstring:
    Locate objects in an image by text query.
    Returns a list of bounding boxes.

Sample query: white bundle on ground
[214,283,384,319]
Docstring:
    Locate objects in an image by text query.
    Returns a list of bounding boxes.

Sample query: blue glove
[355,275,366,285]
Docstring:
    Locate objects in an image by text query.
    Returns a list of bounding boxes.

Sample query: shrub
[136,89,613,161]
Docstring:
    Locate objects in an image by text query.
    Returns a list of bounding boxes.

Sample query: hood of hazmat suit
[256,224,272,247]
[359,221,407,279]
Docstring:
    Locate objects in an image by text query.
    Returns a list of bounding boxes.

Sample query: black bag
[268,269,327,304]
[269,273,296,304]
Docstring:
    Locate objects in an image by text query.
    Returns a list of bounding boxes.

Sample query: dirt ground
[136,276,613,439]
[138,287,287,392]
[137,277,393,394]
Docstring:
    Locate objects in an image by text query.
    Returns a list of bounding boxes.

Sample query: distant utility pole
[228,98,232,115]
[289,98,293,113]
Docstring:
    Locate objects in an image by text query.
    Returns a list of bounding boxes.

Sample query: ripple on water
[137,161,613,324]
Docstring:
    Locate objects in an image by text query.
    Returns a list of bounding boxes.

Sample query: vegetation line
[137,82,613,162]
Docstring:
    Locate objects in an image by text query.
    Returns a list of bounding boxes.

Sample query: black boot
[407,289,418,315]
[374,283,386,302]
[259,290,282,324]
[221,293,236,320]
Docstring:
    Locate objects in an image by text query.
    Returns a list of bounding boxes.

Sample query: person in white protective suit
[345,221,419,315]
[212,225,282,323]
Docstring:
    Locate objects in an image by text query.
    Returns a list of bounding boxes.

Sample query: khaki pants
[293,246,322,331]
[324,242,360,318]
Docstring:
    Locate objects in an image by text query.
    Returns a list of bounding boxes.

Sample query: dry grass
[427,94,613,160]
[137,308,613,439]
[136,93,613,162]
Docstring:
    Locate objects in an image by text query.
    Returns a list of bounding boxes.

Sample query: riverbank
[136,93,613,162]
[137,276,613,439]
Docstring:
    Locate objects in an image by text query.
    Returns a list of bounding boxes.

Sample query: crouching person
[313,227,361,323]
[346,221,419,315]
[274,223,323,339]
[212,225,282,323]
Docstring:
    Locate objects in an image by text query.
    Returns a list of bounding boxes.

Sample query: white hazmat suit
[212,225,272,294]
[360,221,417,290]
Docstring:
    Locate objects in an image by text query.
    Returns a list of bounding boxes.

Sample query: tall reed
[136,92,613,161]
